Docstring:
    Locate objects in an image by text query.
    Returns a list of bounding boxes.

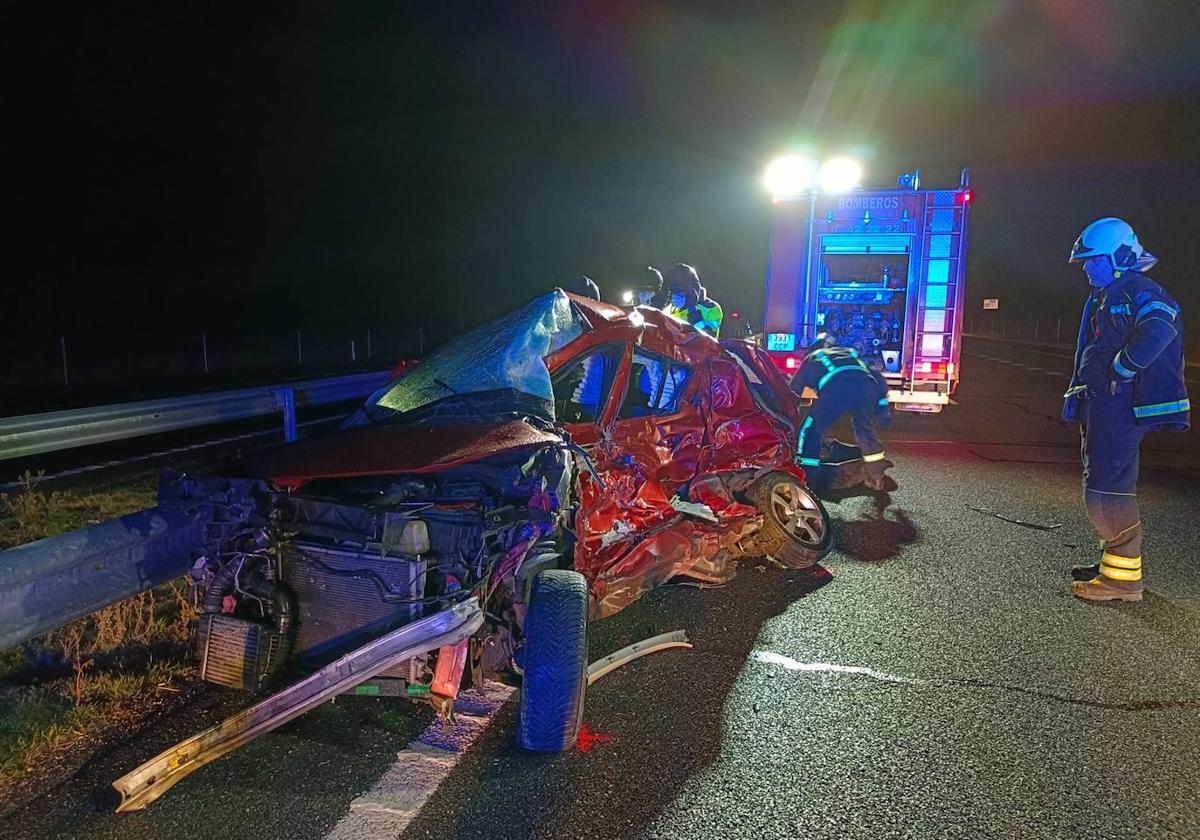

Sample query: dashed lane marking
[323,681,515,840]
[972,348,1199,389]
[965,350,1068,376]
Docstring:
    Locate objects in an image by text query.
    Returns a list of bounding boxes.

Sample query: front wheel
[746,471,833,568]
[516,570,589,752]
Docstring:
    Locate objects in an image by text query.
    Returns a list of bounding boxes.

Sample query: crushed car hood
[240,419,563,488]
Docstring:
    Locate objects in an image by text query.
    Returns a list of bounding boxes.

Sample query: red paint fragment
[575,724,612,753]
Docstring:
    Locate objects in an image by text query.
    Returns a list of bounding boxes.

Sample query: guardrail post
[1056,318,1062,343]
[1034,319,1040,342]
[350,339,357,362]
[202,333,210,374]
[418,324,425,356]
[273,387,297,442]
[2,371,390,461]
[296,330,303,365]
[59,336,70,386]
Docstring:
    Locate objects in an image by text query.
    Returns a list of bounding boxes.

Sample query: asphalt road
[5,336,1199,840]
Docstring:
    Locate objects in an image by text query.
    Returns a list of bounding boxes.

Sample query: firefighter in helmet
[789,336,892,491]
[1064,217,1189,602]
[664,263,723,337]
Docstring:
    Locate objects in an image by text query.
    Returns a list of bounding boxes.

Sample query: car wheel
[746,471,833,568]
[516,569,589,752]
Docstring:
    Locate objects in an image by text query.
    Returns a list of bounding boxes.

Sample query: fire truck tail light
[915,361,949,376]
[785,357,798,370]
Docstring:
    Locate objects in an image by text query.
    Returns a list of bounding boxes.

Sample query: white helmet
[1069,217,1157,272]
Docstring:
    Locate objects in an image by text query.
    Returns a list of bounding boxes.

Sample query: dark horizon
[8,1,1199,352]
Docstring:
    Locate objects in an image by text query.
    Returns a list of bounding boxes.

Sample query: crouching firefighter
[789,338,892,491]
[1064,217,1190,603]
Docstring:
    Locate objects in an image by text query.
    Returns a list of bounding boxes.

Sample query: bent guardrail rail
[0,369,390,461]
[0,506,209,649]
[113,597,485,812]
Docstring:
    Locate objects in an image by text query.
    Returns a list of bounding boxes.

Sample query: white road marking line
[752,650,917,684]
[324,681,515,840]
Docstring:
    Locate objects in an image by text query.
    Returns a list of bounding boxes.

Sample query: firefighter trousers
[797,373,886,479]
[1080,386,1146,581]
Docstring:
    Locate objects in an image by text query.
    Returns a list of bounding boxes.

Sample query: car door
[606,347,700,492]
[549,343,624,447]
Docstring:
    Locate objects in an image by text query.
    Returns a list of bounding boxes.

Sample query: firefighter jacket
[790,347,888,410]
[667,299,724,337]
[1063,271,1190,431]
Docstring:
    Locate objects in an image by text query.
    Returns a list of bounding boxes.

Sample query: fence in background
[964,315,1073,347]
[0,326,423,416]
[0,327,423,390]
[0,370,391,461]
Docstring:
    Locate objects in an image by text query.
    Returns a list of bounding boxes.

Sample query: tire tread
[516,570,589,751]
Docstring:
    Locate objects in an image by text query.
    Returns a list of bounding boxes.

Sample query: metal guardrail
[0,370,391,461]
[0,505,209,649]
[113,598,484,812]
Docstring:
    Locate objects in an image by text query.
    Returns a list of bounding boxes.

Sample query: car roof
[563,291,724,366]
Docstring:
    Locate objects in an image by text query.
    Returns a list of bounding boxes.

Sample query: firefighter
[664,263,724,337]
[636,266,665,307]
[789,337,892,491]
[1064,217,1189,602]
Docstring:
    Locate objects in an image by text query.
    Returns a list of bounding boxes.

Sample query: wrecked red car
[116,290,830,809]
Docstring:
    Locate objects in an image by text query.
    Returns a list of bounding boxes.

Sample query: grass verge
[0,470,196,795]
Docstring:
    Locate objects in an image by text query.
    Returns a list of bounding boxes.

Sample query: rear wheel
[516,570,589,752]
[746,471,832,568]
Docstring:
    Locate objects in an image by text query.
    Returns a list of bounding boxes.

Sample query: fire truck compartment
[816,249,910,373]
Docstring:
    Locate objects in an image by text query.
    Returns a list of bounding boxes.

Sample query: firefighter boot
[862,457,894,491]
[1070,553,1143,602]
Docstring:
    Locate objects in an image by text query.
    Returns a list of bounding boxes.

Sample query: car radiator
[282,541,426,677]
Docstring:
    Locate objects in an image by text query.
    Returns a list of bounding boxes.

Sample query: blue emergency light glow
[767,333,796,352]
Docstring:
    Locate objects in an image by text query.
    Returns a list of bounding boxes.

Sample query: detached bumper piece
[112,597,484,813]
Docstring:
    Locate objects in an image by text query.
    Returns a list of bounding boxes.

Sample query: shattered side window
[619,350,690,419]
[371,290,586,417]
[551,345,620,425]
[722,346,790,420]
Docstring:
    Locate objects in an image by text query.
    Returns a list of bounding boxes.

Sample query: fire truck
[761,167,972,413]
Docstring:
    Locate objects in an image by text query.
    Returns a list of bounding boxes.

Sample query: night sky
[8,0,1200,351]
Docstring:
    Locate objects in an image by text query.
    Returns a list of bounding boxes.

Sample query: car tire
[746,471,832,568]
[516,569,589,752]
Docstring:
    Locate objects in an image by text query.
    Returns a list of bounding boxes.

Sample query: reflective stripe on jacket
[790,347,880,395]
